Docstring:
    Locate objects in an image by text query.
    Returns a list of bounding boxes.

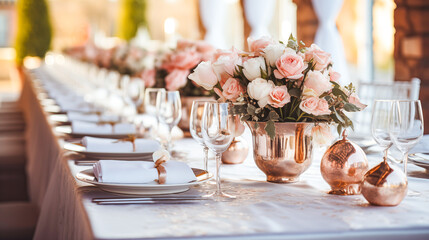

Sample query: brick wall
[394,0,429,133]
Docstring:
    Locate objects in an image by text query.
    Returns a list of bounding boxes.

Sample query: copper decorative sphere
[320,131,369,195]
[222,136,249,164]
[361,160,407,206]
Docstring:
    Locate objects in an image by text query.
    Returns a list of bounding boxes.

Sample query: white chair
[348,78,421,139]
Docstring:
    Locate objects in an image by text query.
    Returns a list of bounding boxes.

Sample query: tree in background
[15,0,53,65]
[118,0,148,41]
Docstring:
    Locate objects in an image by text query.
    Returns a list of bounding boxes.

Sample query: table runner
[23,67,429,239]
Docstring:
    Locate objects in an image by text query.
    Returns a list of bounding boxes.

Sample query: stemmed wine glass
[189,100,216,172]
[121,76,145,135]
[156,91,182,153]
[201,102,236,200]
[371,100,395,162]
[389,100,424,175]
[144,88,165,139]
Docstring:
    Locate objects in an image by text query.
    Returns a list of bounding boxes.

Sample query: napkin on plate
[72,121,136,135]
[93,160,197,184]
[82,136,160,153]
[67,111,120,123]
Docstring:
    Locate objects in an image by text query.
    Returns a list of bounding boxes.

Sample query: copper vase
[222,136,249,164]
[320,132,369,195]
[246,122,314,183]
[361,160,407,206]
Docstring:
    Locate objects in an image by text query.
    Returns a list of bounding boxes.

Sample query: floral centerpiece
[189,35,367,183]
[189,35,366,139]
[153,39,216,96]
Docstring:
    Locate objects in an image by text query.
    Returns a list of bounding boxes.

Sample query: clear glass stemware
[156,91,182,153]
[201,102,236,200]
[189,100,216,173]
[389,100,424,175]
[371,100,395,162]
[144,88,165,139]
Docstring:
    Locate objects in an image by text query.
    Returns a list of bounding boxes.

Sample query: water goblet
[189,100,216,172]
[201,102,236,200]
[156,91,182,153]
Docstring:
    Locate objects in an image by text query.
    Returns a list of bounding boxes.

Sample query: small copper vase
[321,131,369,195]
[247,122,314,183]
[361,160,407,206]
[221,136,249,164]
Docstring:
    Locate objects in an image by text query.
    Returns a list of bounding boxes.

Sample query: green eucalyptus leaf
[332,88,348,100]
[265,120,276,140]
[288,88,301,98]
[247,104,257,115]
[343,102,360,112]
[269,111,280,121]
[254,122,259,129]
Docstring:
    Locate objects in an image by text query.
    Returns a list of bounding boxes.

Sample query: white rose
[263,43,286,66]
[212,54,242,80]
[188,61,218,90]
[304,70,333,96]
[247,78,275,108]
[242,57,266,81]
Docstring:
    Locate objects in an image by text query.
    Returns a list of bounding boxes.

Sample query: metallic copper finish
[222,136,249,164]
[362,160,407,206]
[321,132,369,195]
[247,122,314,183]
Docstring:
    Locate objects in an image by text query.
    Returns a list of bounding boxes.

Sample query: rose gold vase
[320,133,369,195]
[246,122,314,183]
[178,96,215,131]
[222,136,249,164]
[361,160,407,206]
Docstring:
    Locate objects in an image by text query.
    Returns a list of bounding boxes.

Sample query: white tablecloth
[25,67,429,239]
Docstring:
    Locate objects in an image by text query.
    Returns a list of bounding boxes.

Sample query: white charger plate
[63,141,157,160]
[55,125,134,139]
[76,168,212,195]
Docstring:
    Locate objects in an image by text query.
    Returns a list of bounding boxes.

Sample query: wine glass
[389,100,424,175]
[144,88,165,139]
[371,100,395,162]
[156,91,182,153]
[189,100,216,172]
[201,102,236,200]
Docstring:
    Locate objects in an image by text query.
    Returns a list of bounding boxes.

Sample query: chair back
[348,78,421,139]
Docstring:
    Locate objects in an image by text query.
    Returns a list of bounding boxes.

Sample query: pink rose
[139,69,156,87]
[305,44,331,71]
[212,49,242,86]
[162,48,201,72]
[299,97,331,116]
[348,93,367,110]
[329,69,341,83]
[248,37,274,56]
[304,70,332,96]
[195,41,215,61]
[268,86,291,108]
[312,124,334,146]
[220,78,244,101]
[165,69,190,91]
[274,49,306,80]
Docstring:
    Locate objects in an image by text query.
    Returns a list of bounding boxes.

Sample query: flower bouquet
[153,39,216,96]
[190,35,366,139]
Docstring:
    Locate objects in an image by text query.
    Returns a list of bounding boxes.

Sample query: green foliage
[15,0,52,65]
[117,0,148,41]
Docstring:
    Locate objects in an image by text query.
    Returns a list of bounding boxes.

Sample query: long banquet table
[21,67,429,240]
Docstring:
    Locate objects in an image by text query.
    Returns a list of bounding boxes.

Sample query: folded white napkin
[82,136,160,153]
[72,121,136,135]
[93,160,197,184]
[67,112,120,123]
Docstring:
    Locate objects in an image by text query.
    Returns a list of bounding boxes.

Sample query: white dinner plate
[409,153,429,171]
[76,168,212,195]
[44,105,65,114]
[55,125,132,139]
[63,141,155,160]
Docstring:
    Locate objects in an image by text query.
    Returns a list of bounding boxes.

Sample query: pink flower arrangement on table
[153,39,216,95]
[189,35,366,139]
